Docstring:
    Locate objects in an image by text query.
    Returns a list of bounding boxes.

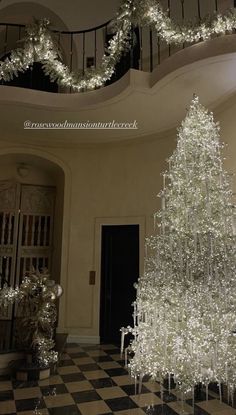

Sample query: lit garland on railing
[0,1,236,90]
[133,0,236,44]
[0,0,132,91]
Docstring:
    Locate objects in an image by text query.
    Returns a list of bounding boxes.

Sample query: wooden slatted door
[0,182,56,320]
[0,181,20,319]
[16,185,55,287]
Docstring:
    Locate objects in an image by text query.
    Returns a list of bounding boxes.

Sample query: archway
[0,149,70,349]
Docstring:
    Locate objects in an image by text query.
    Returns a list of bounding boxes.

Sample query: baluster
[43,216,47,246]
[5,257,9,281]
[57,31,61,49]
[1,213,6,245]
[70,33,73,93]
[197,0,201,21]
[0,257,3,284]
[157,35,161,64]
[82,32,85,75]
[168,0,171,56]
[149,29,153,72]
[10,214,14,244]
[23,257,26,276]
[139,27,143,70]
[105,23,108,54]
[31,215,35,246]
[130,26,134,69]
[37,216,41,246]
[36,257,39,272]
[7,213,12,245]
[215,0,218,12]
[181,0,185,49]
[4,25,8,56]
[29,257,33,272]
[25,215,29,246]
[47,216,51,246]
[94,29,97,68]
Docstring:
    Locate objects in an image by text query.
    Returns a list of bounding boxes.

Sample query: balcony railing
[0,0,235,93]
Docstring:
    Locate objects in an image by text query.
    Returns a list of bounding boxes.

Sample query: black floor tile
[1,343,232,415]
[93,355,113,362]
[156,391,177,403]
[61,373,86,383]
[12,380,38,388]
[105,367,128,377]
[194,390,215,402]
[40,383,68,396]
[72,389,101,403]
[105,396,138,411]
[104,348,120,355]
[162,377,176,390]
[142,374,152,382]
[59,359,75,367]
[82,345,101,350]
[15,397,46,411]
[121,384,149,395]
[0,390,14,401]
[208,382,218,393]
[193,405,211,415]
[116,359,126,366]
[78,363,100,371]
[68,352,88,358]
[90,378,116,389]
[186,391,214,405]
[48,405,82,415]
[142,404,178,414]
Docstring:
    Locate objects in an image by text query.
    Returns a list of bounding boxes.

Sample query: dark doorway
[100,224,139,345]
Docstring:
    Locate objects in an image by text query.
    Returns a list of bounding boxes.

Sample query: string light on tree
[121,96,236,407]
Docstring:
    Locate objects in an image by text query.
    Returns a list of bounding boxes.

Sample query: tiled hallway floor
[0,343,236,415]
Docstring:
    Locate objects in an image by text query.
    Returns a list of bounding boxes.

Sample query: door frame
[93,216,146,343]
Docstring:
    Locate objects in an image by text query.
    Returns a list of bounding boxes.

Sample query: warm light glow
[0,1,236,92]
[121,96,236,401]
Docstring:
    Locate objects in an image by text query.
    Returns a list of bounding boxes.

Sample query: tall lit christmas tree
[122,96,236,402]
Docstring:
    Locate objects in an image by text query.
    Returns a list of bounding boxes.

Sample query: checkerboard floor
[1,343,236,415]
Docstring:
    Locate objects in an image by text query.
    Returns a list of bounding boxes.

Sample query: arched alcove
[0,150,70,333]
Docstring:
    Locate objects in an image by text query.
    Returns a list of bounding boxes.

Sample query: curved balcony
[0,0,236,145]
[0,0,235,93]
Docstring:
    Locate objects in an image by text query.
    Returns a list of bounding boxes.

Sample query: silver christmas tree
[122,96,236,404]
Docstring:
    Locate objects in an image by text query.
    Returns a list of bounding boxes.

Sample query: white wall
[0,93,235,342]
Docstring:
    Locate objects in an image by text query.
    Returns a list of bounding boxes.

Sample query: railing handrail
[0,20,112,34]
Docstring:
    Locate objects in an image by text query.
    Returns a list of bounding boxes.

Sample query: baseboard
[67,335,100,344]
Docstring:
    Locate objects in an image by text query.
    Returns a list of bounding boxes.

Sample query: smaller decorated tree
[0,268,62,367]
